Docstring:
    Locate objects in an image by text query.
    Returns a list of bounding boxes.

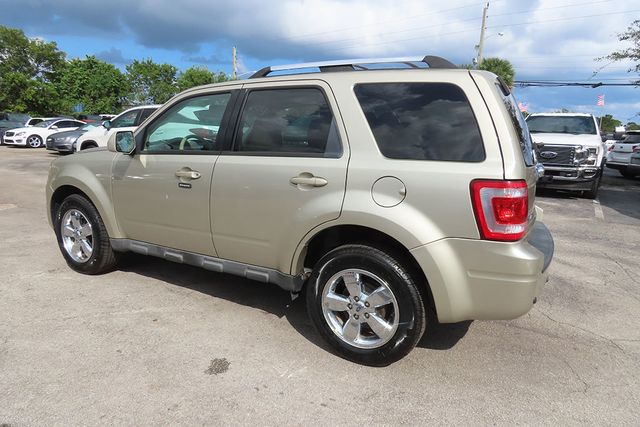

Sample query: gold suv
[47,56,554,366]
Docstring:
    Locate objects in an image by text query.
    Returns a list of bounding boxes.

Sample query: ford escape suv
[47,56,554,366]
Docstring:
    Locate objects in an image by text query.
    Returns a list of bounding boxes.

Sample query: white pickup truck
[526,113,606,198]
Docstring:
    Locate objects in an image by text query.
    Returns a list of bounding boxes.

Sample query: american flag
[518,102,528,112]
[597,94,605,106]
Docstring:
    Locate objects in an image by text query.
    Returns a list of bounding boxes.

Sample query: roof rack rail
[250,55,457,79]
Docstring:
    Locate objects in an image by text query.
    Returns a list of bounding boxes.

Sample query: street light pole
[476,2,489,67]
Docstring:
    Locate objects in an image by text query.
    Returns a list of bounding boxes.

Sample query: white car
[26,117,55,127]
[3,118,86,148]
[75,105,159,151]
[607,130,640,178]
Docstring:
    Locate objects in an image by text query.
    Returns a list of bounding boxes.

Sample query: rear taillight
[470,180,529,241]
[633,145,640,153]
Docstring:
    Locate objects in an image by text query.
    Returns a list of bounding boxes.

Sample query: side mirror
[50,125,58,130]
[108,131,135,155]
[102,120,111,130]
[601,134,607,143]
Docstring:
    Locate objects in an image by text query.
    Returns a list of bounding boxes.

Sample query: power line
[326,8,639,53]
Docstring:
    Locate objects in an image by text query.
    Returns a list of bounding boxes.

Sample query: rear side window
[234,88,342,157]
[354,83,484,162]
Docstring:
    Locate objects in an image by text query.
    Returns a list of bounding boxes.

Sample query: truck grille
[536,144,576,166]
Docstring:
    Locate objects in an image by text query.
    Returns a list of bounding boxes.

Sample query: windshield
[78,123,99,131]
[35,120,57,128]
[526,116,597,135]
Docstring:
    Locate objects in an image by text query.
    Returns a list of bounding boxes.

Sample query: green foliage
[0,25,65,114]
[597,114,622,133]
[176,67,230,92]
[627,122,640,130]
[603,20,640,79]
[458,63,474,70]
[55,56,128,114]
[479,57,516,88]
[0,25,234,115]
[126,59,178,105]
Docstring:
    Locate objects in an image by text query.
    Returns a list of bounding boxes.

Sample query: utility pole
[475,2,489,67]
[232,46,237,80]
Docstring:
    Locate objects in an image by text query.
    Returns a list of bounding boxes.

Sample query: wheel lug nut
[364,313,369,318]
[364,302,370,307]
[347,303,353,309]
[354,296,359,302]
[354,314,359,320]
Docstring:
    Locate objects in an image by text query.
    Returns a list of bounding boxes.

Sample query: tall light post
[475,2,490,67]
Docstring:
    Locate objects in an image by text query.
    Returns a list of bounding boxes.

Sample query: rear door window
[354,83,484,162]
[233,88,342,157]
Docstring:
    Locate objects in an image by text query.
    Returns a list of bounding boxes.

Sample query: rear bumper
[411,222,554,323]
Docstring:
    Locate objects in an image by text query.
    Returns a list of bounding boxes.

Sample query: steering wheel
[178,134,207,151]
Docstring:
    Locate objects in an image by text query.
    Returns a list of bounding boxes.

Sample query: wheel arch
[297,224,436,315]
[80,140,98,150]
[49,174,122,238]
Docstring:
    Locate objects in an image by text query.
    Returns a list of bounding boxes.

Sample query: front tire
[583,175,601,199]
[306,245,426,366]
[27,135,43,148]
[54,194,118,274]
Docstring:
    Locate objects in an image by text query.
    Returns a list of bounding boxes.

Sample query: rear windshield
[354,83,484,162]
[624,134,640,143]
[527,115,597,135]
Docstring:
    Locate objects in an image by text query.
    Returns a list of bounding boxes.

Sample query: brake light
[633,145,640,153]
[470,180,529,241]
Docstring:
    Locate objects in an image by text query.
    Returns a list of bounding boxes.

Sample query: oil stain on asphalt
[205,358,230,375]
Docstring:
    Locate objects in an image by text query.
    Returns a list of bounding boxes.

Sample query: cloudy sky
[2,0,639,121]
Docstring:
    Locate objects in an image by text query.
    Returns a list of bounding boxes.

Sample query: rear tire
[54,194,118,274]
[620,169,637,178]
[306,244,426,366]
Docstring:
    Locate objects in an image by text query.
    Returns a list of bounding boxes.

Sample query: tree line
[0,25,229,116]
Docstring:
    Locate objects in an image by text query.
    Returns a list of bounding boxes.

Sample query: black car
[46,123,100,154]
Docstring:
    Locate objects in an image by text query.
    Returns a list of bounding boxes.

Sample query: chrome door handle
[175,168,201,180]
[290,174,328,187]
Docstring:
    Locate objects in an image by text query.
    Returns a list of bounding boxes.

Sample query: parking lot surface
[1,146,638,425]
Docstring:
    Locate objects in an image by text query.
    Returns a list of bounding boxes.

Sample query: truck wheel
[583,175,600,199]
[306,244,426,366]
[54,194,118,274]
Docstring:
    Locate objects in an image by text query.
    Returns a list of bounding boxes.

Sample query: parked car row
[606,130,640,178]
[0,106,159,153]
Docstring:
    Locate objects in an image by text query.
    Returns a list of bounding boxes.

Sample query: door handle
[290,174,328,187]
[175,168,201,180]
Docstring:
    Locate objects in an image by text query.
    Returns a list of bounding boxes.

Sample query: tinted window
[354,83,484,161]
[111,110,139,128]
[56,121,80,128]
[144,93,231,152]
[624,134,640,143]
[496,83,535,167]
[234,88,341,157]
[138,108,156,124]
[526,116,597,135]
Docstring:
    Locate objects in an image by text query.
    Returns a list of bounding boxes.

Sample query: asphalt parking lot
[0,146,638,425]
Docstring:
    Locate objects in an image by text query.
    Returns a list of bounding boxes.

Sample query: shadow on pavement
[119,254,333,353]
[118,254,470,355]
